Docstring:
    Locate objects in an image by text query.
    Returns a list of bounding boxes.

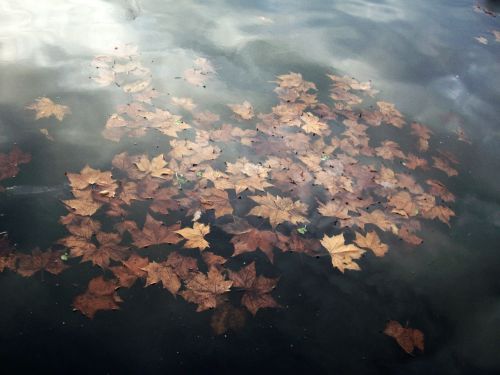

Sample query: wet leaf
[384,320,424,354]
[180,267,232,312]
[248,193,309,228]
[119,214,182,248]
[175,222,210,250]
[354,231,388,257]
[26,97,71,121]
[141,261,181,295]
[228,101,255,120]
[320,233,365,272]
[16,248,68,277]
[73,276,122,318]
[229,262,280,315]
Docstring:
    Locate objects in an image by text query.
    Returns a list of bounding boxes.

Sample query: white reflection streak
[334,0,407,22]
[0,0,133,65]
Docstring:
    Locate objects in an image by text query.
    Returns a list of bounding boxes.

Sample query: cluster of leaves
[0,46,465,339]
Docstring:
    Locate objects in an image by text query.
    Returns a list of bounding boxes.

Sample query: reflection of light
[0,0,134,65]
[334,0,407,22]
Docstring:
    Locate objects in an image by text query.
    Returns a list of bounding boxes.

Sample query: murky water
[0,0,499,373]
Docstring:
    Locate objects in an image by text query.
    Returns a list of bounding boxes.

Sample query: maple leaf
[404,154,428,170]
[199,188,234,218]
[171,97,197,112]
[354,231,388,257]
[0,147,31,182]
[317,199,351,219]
[82,232,128,269]
[248,193,309,228]
[180,267,233,312]
[375,141,405,160]
[73,276,122,318]
[67,165,118,197]
[411,122,433,152]
[118,214,182,248]
[134,154,173,179]
[133,87,160,104]
[388,191,419,217]
[175,222,210,250]
[426,179,455,202]
[110,253,148,288]
[149,187,181,214]
[320,233,365,273]
[166,251,199,280]
[384,320,424,354]
[229,262,280,315]
[62,189,103,216]
[202,252,227,268]
[26,97,71,121]
[184,68,209,86]
[432,157,458,177]
[141,261,181,295]
[300,112,329,135]
[377,101,405,128]
[286,232,322,256]
[229,225,288,263]
[228,101,254,120]
[16,248,68,277]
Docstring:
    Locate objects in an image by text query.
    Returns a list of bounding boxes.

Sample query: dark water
[1,0,499,374]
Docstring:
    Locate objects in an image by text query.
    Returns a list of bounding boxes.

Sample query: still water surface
[0,0,499,373]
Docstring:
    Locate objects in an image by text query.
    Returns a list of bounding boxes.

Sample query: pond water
[0,0,499,373]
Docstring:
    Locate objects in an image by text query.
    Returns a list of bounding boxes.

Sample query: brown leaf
[141,261,181,295]
[354,231,388,257]
[0,147,31,181]
[320,233,365,273]
[175,222,210,250]
[384,320,424,354]
[199,188,234,218]
[66,165,118,197]
[73,276,122,318]
[26,97,71,121]
[231,227,287,263]
[228,101,254,120]
[134,154,173,179]
[62,189,103,216]
[228,262,280,315]
[16,248,68,277]
[123,214,182,248]
[248,193,309,228]
[110,254,148,288]
[180,267,232,312]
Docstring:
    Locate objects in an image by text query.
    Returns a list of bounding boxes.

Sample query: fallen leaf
[320,233,365,272]
[73,276,122,318]
[229,262,280,315]
[26,97,71,121]
[248,193,309,228]
[228,101,254,120]
[180,267,232,312]
[175,222,210,250]
[384,320,424,354]
[142,261,181,295]
[354,231,388,257]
